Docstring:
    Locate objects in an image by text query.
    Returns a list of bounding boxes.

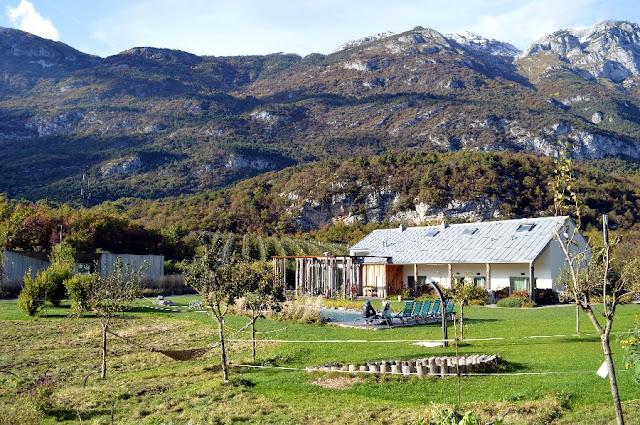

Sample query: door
[386,265,403,296]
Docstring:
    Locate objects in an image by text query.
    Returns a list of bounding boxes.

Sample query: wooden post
[413,264,418,296]
[448,263,453,288]
[486,263,491,290]
[529,262,535,300]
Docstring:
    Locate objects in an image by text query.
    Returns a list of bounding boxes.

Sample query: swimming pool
[320,308,361,322]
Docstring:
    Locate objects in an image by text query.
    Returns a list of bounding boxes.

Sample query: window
[473,276,487,288]
[516,223,535,232]
[462,228,478,235]
[425,230,439,237]
[408,276,427,286]
[510,277,529,293]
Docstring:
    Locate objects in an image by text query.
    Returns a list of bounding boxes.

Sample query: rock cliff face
[291,188,504,231]
[521,20,640,83]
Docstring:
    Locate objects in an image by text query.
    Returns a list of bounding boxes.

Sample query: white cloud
[7,0,59,41]
[468,0,603,49]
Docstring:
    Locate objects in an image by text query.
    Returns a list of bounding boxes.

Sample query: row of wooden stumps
[306,355,503,377]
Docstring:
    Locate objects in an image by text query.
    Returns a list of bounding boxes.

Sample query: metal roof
[350,217,569,265]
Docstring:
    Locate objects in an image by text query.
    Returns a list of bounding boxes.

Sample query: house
[349,216,588,299]
[1,251,164,291]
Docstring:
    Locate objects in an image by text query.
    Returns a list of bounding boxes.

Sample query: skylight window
[462,228,478,236]
[425,230,440,237]
[517,223,536,232]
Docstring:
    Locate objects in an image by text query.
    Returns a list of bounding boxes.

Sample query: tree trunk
[218,318,229,382]
[101,322,108,379]
[576,303,580,334]
[251,312,257,362]
[583,307,624,425]
[460,304,465,341]
[602,326,625,425]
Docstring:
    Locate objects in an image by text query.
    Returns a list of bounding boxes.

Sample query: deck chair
[370,303,394,327]
[408,300,423,323]
[395,301,414,318]
[427,299,441,317]
[390,301,414,324]
[444,299,455,319]
[355,302,392,327]
[417,300,432,323]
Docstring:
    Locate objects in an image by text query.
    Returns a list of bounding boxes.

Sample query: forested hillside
[1,22,640,202]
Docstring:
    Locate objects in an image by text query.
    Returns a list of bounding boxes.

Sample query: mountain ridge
[1,21,640,203]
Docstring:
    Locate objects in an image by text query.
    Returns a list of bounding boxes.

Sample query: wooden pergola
[271,255,362,298]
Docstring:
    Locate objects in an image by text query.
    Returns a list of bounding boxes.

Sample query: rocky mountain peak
[0,27,89,60]
[446,31,521,57]
[332,31,397,53]
[521,20,640,82]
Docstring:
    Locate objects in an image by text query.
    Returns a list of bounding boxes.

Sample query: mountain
[0,22,640,203]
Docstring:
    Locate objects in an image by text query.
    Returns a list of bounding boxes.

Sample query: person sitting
[362,300,376,318]
[380,301,391,317]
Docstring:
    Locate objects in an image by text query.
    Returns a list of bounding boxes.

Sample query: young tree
[66,258,144,379]
[18,242,75,316]
[452,276,487,341]
[236,260,285,362]
[553,142,640,425]
[183,244,243,382]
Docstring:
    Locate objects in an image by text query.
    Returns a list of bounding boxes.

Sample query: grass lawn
[0,297,639,424]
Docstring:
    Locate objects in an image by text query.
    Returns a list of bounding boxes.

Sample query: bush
[620,325,640,385]
[64,274,98,315]
[18,268,46,317]
[18,264,73,316]
[511,289,529,298]
[534,288,559,305]
[496,296,537,308]
[494,287,510,301]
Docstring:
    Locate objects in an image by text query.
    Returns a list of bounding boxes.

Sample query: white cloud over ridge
[7,0,59,41]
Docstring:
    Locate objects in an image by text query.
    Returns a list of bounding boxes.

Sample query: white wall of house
[399,262,533,291]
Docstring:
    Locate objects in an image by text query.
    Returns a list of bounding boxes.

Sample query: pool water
[320,308,361,322]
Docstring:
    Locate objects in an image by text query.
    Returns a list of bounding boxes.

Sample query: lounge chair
[410,301,423,321]
[394,301,414,318]
[444,299,455,319]
[416,300,432,323]
[428,299,441,317]
[386,300,413,324]
[355,302,393,327]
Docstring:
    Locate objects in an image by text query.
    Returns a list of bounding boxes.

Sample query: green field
[1,298,639,424]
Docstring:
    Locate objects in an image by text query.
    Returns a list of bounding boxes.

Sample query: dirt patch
[311,376,364,390]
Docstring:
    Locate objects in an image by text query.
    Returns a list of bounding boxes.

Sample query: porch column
[529,262,535,300]
[448,263,453,288]
[413,264,418,295]
[486,263,491,290]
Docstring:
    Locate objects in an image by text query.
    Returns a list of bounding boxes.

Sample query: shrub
[496,296,537,308]
[534,288,559,305]
[64,274,98,315]
[494,287,510,301]
[511,290,529,298]
[278,296,322,324]
[620,325,640,385]
[18,268,46,317]
[18,264,73,316]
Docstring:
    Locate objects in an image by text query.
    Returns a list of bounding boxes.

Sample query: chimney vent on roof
[441,220,449,230]
[399,224,405,232]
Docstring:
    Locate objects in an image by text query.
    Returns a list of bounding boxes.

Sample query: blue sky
[2,0,639,57]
